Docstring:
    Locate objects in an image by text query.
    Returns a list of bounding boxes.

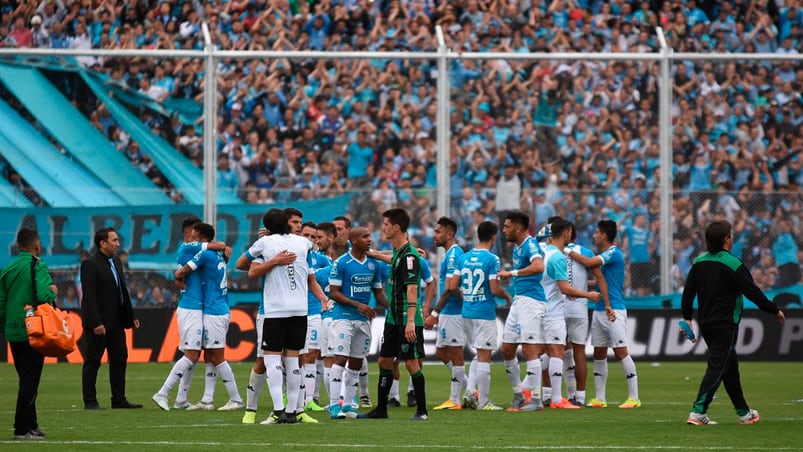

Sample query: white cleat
[218,400,245,411]
[152,393,170,411]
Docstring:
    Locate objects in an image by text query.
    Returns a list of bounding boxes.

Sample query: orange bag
[25,303,76,357]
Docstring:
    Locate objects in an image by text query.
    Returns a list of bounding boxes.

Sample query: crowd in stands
[1,0,802,296]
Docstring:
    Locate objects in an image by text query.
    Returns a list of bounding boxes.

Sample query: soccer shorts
[177,307,203,352]
[302,314,322,354]
[464,318,498,351]
[203,313,230,349]
[331,319,372,358]
[542,318,567,345]
[320,316,334,358]
[435,313,465,348]
[565,317,589,345]
[379,323,425,361]
[502,296,545,345]
[262,316,307,352]
[255,313,265,358]
[590,309,629,348]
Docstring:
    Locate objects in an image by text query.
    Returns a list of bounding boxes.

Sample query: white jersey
[541,244,568,320]
[248,234,314,318]
[564,242,594,319]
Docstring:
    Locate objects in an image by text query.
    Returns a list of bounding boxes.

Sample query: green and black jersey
[681,251,780,328]
[386,242,423,326]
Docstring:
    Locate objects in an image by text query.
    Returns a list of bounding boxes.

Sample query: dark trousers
[691,327,749,414]
[82,327,128,405]
[10,341,44,435]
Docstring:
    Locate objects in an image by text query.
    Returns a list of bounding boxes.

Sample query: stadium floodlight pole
[435,25,450,264]
[202,21,217,225]
[657,27,673,296]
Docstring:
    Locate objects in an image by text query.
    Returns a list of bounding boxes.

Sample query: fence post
[202,22,217,225]
[657,27,674,295]
[435,26,450,222]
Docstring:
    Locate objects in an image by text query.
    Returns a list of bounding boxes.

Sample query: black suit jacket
[80,251,135,330]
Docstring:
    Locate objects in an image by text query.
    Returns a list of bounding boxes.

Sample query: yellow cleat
[297,412,320,423]
[587,398,608,408]
[242,410,256,424]
[618,398,642,409]
[434,400,460,410]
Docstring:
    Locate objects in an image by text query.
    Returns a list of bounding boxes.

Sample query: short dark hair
[597,220,617,242]
[94,227,116,249]
[477,221,498,242]
[382,208,411,233]
[505,210,530,230]
[705,220,732,253]
[283,207,303,219]
[317,221,337,237]
[436,216,458,234]
[550,218,571,237]
[568,221,577,242]
[263,208,288,235]
[302,221,318,231]
[16,228,40,250]
[193,222,215,241]
[547,215,563,224]
[181,217,201,232]
[333,215,351,229]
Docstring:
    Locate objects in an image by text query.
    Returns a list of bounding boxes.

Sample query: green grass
[1,361,802,451]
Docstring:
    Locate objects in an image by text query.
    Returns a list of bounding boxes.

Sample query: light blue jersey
[624,226,650,264]
[187,249,229,315]
[310,250,333,270]
[317,263,334,319]
[541,245,568,319]
[177,242,206,311]
[456,249,501,321]
[420,257,434,305]
[512,236,546,301]
[329,252,383,321]
[597,246,626,311]
[439,244,464,315]
[370,259,390,308]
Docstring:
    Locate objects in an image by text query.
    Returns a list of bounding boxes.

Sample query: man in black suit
[80,227,142,410]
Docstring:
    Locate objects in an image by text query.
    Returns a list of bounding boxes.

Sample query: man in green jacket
[0,228,57,440]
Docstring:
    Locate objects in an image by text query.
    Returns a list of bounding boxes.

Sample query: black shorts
[379,323,425,361]
[262,316,307,352]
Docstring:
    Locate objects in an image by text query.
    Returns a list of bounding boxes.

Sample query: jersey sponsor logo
[350,273,375,284]
[406,255,414,269]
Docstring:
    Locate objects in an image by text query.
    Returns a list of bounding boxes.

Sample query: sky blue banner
[0,195,351,268]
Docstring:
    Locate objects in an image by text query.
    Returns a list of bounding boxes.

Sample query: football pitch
[1,361,801,451]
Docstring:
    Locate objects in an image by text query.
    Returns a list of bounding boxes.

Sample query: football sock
[329,364,345,408]
[477,361,491,407]
[542,386,552,403]
[217,361,242,403]
[450,364,465,404]
[283,356,301,414]
[549,357,564,402]
[175,361,196,405]
[407,375,414,394]
[523,359,541,395]
[159,356,194,397]
[576,390,586,405]
[594,359,608,402]
[377,368,394,411]
[411,370,427,413]
[246,368,265,411]
[564,349,576,399]
[323,366,332,403]
[359,357,370,397]
[621,355,639,400]
[466,356,478,393]
[314,360,324,401]
[390,378,400,400]
[343,367,360,405]
[505,358,522,394]
[304,364,317,404]
[202,362,217,404]
[264,355,285,411]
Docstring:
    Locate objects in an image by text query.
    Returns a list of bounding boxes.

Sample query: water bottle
[678,320,696,343]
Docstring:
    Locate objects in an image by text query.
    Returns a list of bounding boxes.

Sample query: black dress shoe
[85,402,104,410]
[111,400,143,409]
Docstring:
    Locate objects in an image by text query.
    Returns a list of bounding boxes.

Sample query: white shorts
[503,296,545,345]
[542,318,567,345]
[177,308,203,352]
[331,319,372,358]
[565,317,589,345]
[303,314,322,354]
[591,309,629,348]
[320,316,334,358]
[435,313,465,348]
[464,318,498,351]
[255,314,265,358]
[203,313,230,349]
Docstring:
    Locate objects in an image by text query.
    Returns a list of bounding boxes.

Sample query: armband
[510,269,519,277]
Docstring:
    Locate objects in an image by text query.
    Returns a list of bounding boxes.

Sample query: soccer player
[328,227,387,419]
[539,219,600,409]
[174,223,243,411]
[333,216,352,239]
[457,221,512,411]
[681,220,785,426]
[300,221,328,412]
[563,221,609,407]
[244,208,321,424]
[567,220,641,409]
[358,208,428,420]
[319,234,349,408]
[497,211,547,412]
[424,217,466,411]
[153,218,228,411]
